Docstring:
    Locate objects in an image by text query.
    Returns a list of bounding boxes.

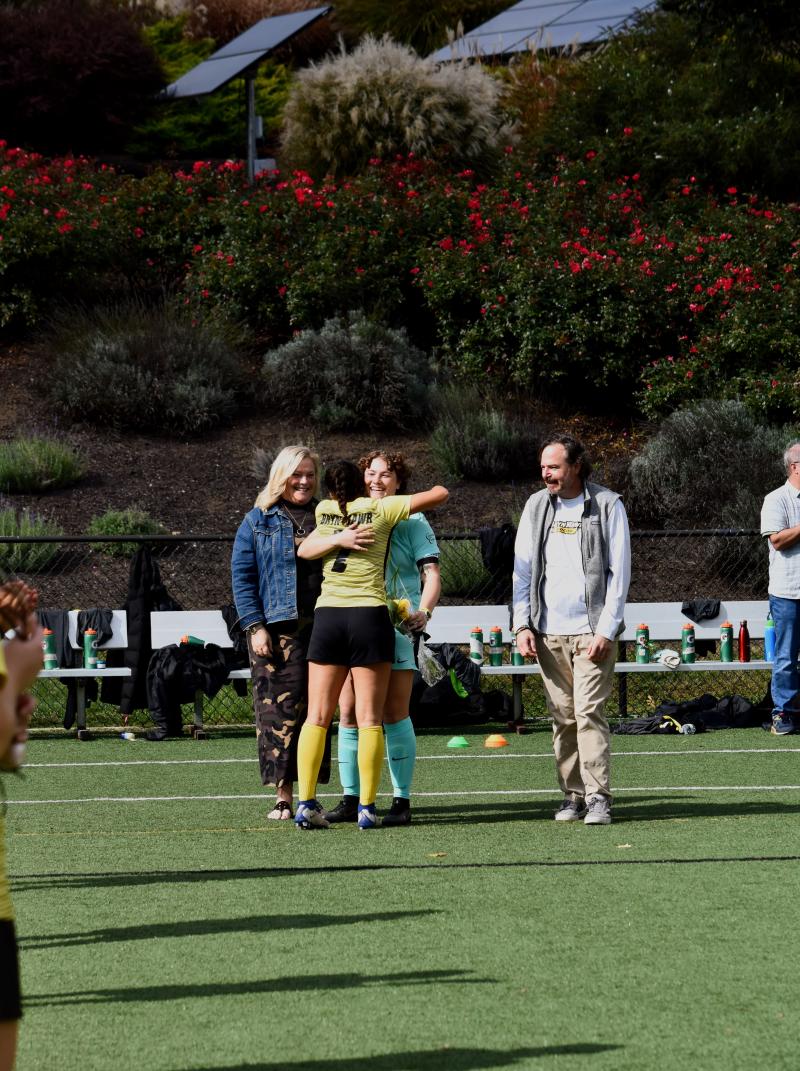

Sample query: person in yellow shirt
[294,459,448,830]
[0,590,42,1071]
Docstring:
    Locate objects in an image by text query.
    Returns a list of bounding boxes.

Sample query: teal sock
[384,717,416,799]
[337,726,360,797]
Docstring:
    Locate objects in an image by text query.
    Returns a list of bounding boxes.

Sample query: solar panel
[463,0,582,36]
[163,6,331,99]
[430,0,654,60]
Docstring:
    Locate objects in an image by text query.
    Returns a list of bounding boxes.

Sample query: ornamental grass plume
[281,35,514,178]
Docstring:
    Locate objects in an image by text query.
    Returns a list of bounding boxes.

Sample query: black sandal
[267,800,293,820]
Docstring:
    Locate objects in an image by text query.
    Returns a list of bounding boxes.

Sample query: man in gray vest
[760,441,800,735]
[512,435,631,824]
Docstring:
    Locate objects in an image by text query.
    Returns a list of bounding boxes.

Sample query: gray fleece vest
[525,481,623,637]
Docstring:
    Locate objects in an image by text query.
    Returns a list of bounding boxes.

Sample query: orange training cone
[484,733,509,748]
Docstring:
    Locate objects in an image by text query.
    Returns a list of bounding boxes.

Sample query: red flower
[623,127,633,136]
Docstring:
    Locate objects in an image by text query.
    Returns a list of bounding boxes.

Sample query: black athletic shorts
[307,606,395,667]
[0,920,22,1021]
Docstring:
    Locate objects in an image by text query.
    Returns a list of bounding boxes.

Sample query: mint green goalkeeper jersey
[385,513,440,608]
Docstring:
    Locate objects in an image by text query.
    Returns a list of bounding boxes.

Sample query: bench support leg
[191,689,208,740]
[506,678,527,734]
[76,682,90,741]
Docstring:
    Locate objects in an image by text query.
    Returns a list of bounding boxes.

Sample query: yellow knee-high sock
[297,723,327,802]
[357,725,384,806]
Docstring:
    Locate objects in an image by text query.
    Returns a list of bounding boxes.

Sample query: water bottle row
[635,618,776,665]
[41,627,107,670]
[469,627,525,666]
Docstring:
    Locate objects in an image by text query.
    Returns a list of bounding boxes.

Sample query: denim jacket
[231,504,302,629]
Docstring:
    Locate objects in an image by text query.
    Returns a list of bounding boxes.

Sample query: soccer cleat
[294,801,330,830]
[357,804,378,830]
[584,795,612,825]
[554,796,587,822]
[382,797,412,827]
[323,795,359,823]
[771,712,795,736]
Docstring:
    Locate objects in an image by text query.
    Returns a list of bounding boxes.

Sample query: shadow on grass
[19,909,438,950]
[25,967,493,1008]
[178,1046,621,1071]
[611,795,800,822]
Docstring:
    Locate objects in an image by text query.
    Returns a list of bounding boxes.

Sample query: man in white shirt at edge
[512,434,631,825]
[760,441,800,736]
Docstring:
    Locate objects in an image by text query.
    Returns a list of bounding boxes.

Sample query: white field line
[23,747,800,770]
[7,785,800,806]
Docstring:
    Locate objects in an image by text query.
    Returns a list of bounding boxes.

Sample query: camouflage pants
[249,620,331,788]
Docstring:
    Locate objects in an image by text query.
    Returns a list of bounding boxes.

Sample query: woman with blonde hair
[232,445,338,820]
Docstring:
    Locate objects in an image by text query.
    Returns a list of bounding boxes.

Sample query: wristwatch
[419,606,432,620]
[247,623,266,635]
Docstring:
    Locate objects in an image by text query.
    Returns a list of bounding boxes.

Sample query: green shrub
[523,9,800,201]
[43,301,247,437]
[261,312,432,431]
[281,36,512,179]
[0,438,85,493]
[0,507,63,575]
[438,538,491,599]
[127,17,292,160]
[429,386,542,481]
[0,0,163,155]
[87,509,166,557]
[627,399,795,527]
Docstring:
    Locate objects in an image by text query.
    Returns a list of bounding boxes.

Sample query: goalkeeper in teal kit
[325,451,441,826]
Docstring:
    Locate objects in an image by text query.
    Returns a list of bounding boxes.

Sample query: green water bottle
[469,626,484,664]
[720,621,733,662]
[635,623,650,664]
[681,622,695,664]
[42,628,58,670]
[489,626,503,666]
[83,628,97,669]
[511,637,524,665]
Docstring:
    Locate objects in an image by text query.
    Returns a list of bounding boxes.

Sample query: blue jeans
[769,595,800,716]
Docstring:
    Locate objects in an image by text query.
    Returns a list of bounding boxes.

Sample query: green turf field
[5,727,800,1071]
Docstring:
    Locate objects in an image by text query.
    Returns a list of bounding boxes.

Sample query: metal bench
[37,610,130,740]
[150,601,778,726]
[149,610,245,738]
[427,601,775,720]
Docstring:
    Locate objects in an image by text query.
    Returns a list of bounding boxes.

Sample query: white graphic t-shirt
[541,494,591,635]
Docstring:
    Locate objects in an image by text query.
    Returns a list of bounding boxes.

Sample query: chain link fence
[2,528,773,732]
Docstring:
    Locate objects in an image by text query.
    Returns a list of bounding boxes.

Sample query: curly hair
[323,459,363,523]
[358,450,410,494]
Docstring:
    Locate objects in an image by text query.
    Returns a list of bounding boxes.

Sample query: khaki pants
[535,633,616,801]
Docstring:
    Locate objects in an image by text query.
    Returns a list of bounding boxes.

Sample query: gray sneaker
[554,796,587,822]
[584,795,612,825]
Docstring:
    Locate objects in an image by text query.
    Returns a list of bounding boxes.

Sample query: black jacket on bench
[146,644,230,735]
